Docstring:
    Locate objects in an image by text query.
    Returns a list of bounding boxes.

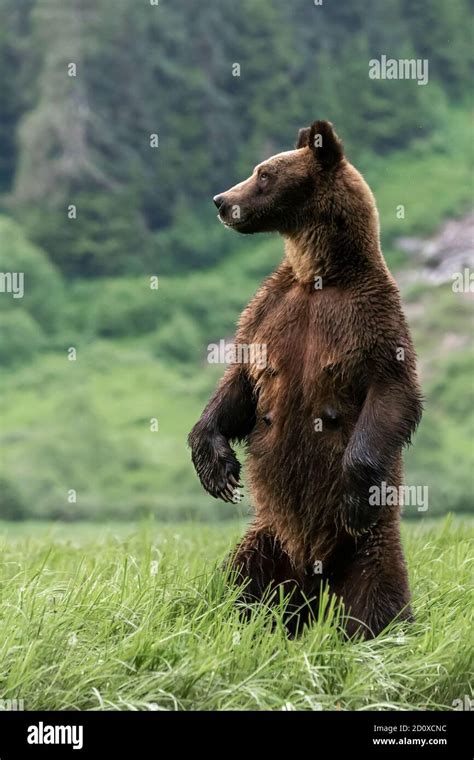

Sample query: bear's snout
[213,193,232,223]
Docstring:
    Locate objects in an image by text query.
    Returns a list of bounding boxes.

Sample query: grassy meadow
[0,516,471,711]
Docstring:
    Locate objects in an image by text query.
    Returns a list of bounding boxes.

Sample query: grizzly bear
[188,120,423,639]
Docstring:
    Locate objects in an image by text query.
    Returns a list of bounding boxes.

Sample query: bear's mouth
[218,213,254,231]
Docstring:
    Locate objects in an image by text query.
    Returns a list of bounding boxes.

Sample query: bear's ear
[308,120,344,168]
[295,126,311,149]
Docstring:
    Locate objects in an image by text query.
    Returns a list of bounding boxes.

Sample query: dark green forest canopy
[0,0,471,277]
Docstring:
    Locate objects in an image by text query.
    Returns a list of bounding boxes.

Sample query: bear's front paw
[189,428,242,503]
[341,490,379,536]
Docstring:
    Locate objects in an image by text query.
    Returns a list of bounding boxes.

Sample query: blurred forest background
[0,0,472,521]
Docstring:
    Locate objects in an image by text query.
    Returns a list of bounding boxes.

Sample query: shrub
[0,216,64,333]
[152,311,203,364]
[92,277,170,337]
[0,477,28,520]
[0,310,44,366]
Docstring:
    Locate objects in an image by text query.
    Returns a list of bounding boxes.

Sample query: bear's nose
[213,194,225,210]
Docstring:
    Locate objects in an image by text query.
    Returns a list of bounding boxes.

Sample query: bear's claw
[189,429,243,503]
[341,491,379,536]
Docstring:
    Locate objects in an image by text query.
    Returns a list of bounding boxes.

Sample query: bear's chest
[245,282,369,467]
[247,284,364,390]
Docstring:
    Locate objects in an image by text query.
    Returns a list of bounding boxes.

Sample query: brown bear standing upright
[188,121,423,639]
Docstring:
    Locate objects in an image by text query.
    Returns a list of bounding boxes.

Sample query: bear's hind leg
[226,526,313,634]
[333,520,413,640]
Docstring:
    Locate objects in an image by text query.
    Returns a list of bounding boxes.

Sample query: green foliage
[401,0,474,98]
[18,192,152,278]
[0,518,471,709]
[90,277,165,338]
[365,108,474,245]
[152,312,203,364]
[152,201,248,273]
[0,216,64,333]
[403,284,474,516]
[1,0,471,276]
[0,0,37,192]
[0,309,44,366]
[0,347,237,521]
[0,478,28,520]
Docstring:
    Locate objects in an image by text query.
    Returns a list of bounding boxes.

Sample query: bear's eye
[259,171,271,187]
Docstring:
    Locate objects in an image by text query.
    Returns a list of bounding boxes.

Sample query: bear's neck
[284,220,381,286]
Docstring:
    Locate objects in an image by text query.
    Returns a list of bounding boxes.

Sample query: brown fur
[188,121,423,639]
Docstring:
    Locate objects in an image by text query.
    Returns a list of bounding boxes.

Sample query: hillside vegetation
[0,0,472,521]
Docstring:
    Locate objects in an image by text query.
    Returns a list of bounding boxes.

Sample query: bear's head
[213,120,375,239]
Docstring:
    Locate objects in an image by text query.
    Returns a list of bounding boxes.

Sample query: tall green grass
[0,517,471,710]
